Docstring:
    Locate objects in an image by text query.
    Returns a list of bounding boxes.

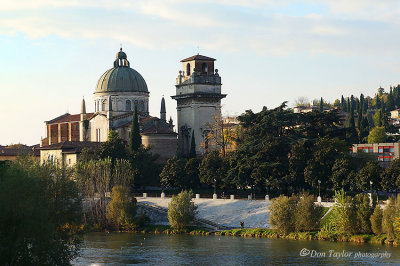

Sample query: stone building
[172,55,226,156]
[41,49,177,163]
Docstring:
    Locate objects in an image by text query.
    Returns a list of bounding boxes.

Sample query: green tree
[160,157,187,189]
[106,185,137,230]
[355,161,382,192]
[332,189,354,234]
[129,105,142,153]
[294,193,322,232]
[184,158,201,189]
[347,110,358,143]
[368,127,386,143]
[330,156,353,190]
[319,97,324,112]
[0,157,82,265]
[168,190,197,231]
[354,193,373,234]
[381,159,400,193]
[199,150,226,188]
[269,195,296,234]
[189,130,197,158]
[370,205,383,235]
[98,130,128,163]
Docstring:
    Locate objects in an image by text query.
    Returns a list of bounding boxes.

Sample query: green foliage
[330,156,353,190]
[294,193,322,232]
[98,130,128,163]
[332,189,354,234]
[106,186,137,230]
[199,150,226,187]
[354,194,373,234]
[129,105,142,153]
[269,195,296,234]
[130,147,160,188]
[355,161,382,191]
[370,205,383,236]
[382,196,400,240]
[168,190,197,230]
[368,126,386,143]
[160,157,187,189]
[381,159,400,192]
[189,130,197,158]
[0,156,82,265]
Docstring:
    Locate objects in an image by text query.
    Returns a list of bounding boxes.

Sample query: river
[73,233,400,265]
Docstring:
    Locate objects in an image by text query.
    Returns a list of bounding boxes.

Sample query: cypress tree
[319,97,324,112]
[129,106,142,153]
[347,110,358,143]
[346,97,350,112]
[341,95,345,110]
[189,131,196,158]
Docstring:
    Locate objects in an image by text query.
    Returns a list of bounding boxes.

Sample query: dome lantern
[114,48,130,68]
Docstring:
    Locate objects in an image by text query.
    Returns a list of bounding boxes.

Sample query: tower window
[140,101,144,112]
[102,101,106,111]
[186,63,191,76]
[201,63,208,74]
[126,100,131,111]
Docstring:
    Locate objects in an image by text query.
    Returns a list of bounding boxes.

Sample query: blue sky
[1,0,400,145]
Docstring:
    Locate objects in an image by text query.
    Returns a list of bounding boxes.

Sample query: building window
[186,63,191,76]
[102,101,106,111]
[96,129,101,142]
[68,159,71,165]
[126,100,131,111]
[201,62,208,74]
[140,101,144,112]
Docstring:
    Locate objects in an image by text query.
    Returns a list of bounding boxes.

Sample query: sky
[1,0,400,145]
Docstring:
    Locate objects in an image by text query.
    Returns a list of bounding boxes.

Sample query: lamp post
[214,178,216,195]
[318,180,321,198]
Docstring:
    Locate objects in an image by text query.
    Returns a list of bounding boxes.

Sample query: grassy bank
[215,228,399,246]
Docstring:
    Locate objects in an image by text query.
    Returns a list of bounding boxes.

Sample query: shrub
[294,193,322,232]
[382,196,399,240]
[269,195,297,234]
[354,194,373,234]
[332,189,355,234]
[106,186,137,230]
[370,205,383,236]
[168,190,197,230]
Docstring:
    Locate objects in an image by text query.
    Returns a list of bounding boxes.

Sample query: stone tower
[172,54,226,156]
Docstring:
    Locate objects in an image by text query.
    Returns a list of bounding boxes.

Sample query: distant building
[352,143,400,163]
[39,141,100,166]
[41,49,177,163]
[0,144,40,161]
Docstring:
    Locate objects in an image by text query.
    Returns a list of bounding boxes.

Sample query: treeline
[326,85,400,143]
[161,103,400,196]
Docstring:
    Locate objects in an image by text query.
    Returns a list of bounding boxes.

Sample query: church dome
[95,49,148,93]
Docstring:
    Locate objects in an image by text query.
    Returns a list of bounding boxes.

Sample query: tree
[160,157,187,189]
[381,159,400,193]
[0,157,82,265]
[269,195,296,234]
[330,156,353,190]
[168,190,197,231]
[368,127,386,143]
[332,189,354,234]
[355,161,382,192]
[98,130,128,163]
[189,130,197,158]
[199,150,226,188]
[354,193,373,234]
[347,110,358,144]
[373,110,383,127]
[106,185,137,230]
[319,97,324,112]
[129,105,142,153]
[294,193,322,232]
[370,205,383,235]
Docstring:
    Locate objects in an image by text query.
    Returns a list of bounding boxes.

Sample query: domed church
[40,49,177,164]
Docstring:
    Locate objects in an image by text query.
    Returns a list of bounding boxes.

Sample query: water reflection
[73,233,400,265]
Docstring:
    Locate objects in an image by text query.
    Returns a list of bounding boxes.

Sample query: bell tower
[172,54,227,156]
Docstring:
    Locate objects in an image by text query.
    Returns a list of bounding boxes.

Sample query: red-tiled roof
[0,145,40,157]
[47,113,95,124]
[181,54,216,62]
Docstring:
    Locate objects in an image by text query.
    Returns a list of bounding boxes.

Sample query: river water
[73,233,400,265]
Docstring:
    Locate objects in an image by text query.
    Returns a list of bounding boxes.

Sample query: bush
[382,196,399,240]
[332,189,355,234]
[269,195,297,234]
[168,190,197,230]
[294,193,322,232]
[370,205,383,236]
[106,186,137,230]
[354,194,373,234]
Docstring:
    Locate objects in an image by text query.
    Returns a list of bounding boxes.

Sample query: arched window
[186,63,191,76]
[201,62,208,74]
[140,101,144,112]
[126,100,131,111]
[102,101,106,111]
[96,100,99,112]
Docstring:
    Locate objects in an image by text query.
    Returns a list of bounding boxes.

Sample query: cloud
[0,0,400,57]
